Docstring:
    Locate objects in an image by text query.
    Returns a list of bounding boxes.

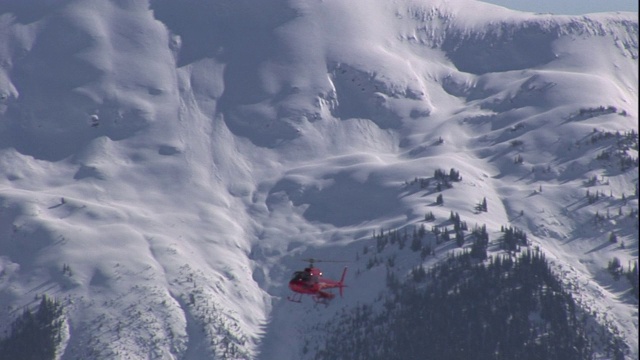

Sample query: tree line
[308,250,628,360]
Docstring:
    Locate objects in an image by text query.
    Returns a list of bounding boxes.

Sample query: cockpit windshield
[291,270,311,282]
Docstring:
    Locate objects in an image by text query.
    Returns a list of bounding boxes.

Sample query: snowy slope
[0,0,637,359]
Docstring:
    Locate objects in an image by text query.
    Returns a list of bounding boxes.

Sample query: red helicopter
[288,258,348,304]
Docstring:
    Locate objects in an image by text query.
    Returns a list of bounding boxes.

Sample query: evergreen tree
[470,225,489,260]
[441,228,451,242]
[449,168,461,181]
[410,232,422,252]
[475,197,488,212]
[424,211,435,221]
[0,295,65,360]
[314,250,611,360]
[455,230,465,247]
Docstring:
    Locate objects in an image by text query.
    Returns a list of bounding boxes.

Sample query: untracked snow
[0,0,637,359]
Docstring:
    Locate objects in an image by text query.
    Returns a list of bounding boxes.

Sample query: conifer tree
[0,295,64,360]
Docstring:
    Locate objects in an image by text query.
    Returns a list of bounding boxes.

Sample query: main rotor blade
[301,258,349,264]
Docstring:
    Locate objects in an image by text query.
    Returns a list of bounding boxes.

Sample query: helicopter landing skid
[287,293,303,303]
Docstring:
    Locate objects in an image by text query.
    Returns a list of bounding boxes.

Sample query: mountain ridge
[0,0,637,358]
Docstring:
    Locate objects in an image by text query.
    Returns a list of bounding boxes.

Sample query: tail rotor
[338,266,348,297]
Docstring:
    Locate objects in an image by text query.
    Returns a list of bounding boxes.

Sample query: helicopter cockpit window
[291,271,311,282]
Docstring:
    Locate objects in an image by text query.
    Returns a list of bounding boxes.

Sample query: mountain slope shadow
[268,172,402,227]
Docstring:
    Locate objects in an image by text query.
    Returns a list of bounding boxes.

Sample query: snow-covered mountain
[0,0,637,359]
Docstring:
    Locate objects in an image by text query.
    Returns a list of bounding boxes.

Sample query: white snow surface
[0,0,637,359]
